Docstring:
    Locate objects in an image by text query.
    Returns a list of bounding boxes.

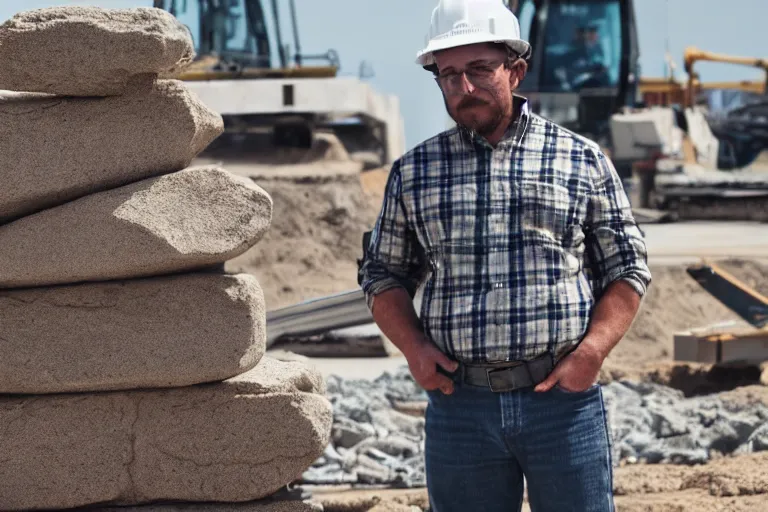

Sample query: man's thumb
[434,350,459,373]
[534,369,558,393]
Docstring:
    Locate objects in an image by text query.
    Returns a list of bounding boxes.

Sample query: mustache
[457,96,489,109]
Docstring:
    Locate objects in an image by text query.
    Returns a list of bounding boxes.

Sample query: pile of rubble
[604,380,768,464]
[0,7,330,511]
[303,367,428,488]
[303,367,768,488]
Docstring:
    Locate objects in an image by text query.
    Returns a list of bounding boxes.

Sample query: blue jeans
[424,375,615,512]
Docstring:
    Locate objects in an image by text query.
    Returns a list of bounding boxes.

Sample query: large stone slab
[0,79,223,223]
[0,357,333,511]
[0,166,273,288]
[0,272,266,394]
[0,7,194,96]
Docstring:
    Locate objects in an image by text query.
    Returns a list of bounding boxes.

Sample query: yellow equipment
[638,46,767,108]
[155,0,405,168]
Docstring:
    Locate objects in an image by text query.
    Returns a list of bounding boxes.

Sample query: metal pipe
[269,0,286,68]
[288,0,302,66]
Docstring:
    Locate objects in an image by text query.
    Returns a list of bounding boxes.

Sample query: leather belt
[457,352,555,392]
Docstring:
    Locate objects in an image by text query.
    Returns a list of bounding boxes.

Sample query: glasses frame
[433,50,524,97]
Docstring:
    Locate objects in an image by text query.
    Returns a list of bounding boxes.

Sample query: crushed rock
[305,367,768,488]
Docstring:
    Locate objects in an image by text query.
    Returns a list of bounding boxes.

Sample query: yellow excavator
[154,0,405,168]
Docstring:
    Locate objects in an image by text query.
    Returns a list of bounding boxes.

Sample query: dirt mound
[225,170,384,310]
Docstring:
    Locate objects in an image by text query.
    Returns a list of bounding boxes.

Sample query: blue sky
[3,0,766,150]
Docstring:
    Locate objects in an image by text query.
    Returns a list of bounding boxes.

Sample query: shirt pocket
[516,181,575,241]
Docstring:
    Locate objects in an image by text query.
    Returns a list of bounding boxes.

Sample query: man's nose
[458,72,476,94]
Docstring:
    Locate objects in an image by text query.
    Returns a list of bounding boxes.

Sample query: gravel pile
[301,367,768,487]
[603,380,768,464]
[302,367,427,488]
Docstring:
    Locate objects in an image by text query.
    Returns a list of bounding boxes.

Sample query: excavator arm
[683,46,768,106]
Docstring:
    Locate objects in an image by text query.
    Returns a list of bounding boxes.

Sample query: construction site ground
[208,144,768,511]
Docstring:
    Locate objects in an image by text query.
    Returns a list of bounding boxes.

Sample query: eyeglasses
[435,59,506,96]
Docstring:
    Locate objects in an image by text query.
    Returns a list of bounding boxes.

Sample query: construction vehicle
[629,46,767,170]
[609,45,768,221]
[506,0,768,221]
[154,0,406,168]
[505,0,641,154]
[683,47,768,170]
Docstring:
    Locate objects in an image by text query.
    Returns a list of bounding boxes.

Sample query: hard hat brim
[416,32,531,67]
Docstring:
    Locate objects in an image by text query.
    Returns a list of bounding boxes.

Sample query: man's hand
[534,341,604,393]
[368,287,460,395]
[404,338,459,395]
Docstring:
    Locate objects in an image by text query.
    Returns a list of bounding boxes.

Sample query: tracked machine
[506,0,768,222]
[155,0,405,168]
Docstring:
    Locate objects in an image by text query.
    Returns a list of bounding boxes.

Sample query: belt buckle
[486,362,528,393]
[485,364,520,393]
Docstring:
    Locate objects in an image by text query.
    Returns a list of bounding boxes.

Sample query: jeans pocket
[554,382,599,395]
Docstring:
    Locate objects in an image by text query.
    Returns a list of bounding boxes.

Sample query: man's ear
[509,60,528,87]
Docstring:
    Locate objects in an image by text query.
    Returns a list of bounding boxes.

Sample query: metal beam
[265,289,373,346]
[687,260,768,329]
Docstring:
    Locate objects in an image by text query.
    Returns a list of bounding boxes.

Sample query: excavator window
[514,0,623,93]
[154,0,277,69]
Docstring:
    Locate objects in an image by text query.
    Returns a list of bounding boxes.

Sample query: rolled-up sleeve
[359,160,426,310]
[584,148,652,298]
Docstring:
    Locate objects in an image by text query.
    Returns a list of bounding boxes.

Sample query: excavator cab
[507,0,639,147]
[152,0,339,75]
[149,1,406,168]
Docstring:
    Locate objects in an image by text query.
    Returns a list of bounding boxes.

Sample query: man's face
[585,28,598,46]
[434,43,522,138]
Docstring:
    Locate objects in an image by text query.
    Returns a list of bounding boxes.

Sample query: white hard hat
[416,0,531,68]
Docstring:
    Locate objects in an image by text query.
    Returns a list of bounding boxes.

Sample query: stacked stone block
[0,6,331,511]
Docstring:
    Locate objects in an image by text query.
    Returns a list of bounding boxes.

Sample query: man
[358,0,651,510]
[568,24,611,89]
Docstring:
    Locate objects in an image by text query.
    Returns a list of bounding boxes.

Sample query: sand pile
[0,7,330,511]
[226,169,384,309]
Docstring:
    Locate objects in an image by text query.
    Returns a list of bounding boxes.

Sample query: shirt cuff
[364,278,410,311]
[613,271,651,298]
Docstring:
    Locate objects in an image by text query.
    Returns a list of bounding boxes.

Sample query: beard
[445,90,512,137]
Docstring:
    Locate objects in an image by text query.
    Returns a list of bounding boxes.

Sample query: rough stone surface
[0,357,333,511]
[0,272,266,394]
[0,80,223,223]
[0,166,273,288]
[0,7,194,96]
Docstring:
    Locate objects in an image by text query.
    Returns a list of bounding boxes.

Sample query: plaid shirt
[360,98,651,363]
